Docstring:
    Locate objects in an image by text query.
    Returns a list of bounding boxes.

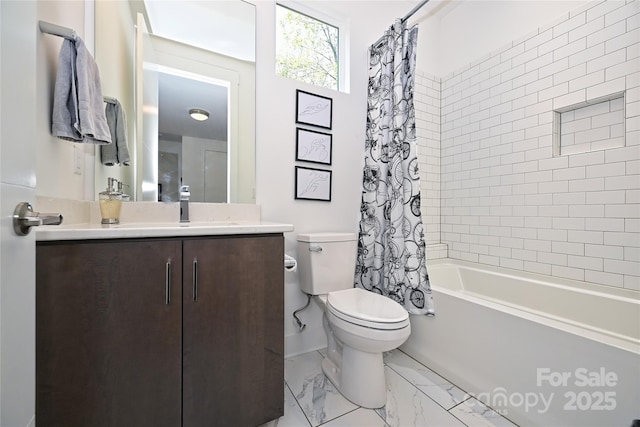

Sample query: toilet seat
[327,288,410,331]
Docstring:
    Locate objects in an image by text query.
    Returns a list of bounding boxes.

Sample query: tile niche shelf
[553,92,626,157]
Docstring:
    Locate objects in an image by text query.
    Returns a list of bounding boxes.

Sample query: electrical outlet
[73,144,83,175]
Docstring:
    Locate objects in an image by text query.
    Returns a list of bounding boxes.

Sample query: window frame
[275,1,349,93]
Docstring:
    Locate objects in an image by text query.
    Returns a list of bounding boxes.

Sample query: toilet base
[321,347,387,409]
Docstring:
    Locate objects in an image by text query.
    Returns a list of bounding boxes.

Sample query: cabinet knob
[13,202,63,236]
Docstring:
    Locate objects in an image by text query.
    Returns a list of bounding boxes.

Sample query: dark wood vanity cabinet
[36,234,284,427]
[36,239,183,427]
[182,236,284,426]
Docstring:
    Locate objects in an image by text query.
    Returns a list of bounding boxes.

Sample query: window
[276,4,340,91]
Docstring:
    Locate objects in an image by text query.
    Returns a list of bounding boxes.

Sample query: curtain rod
[371,0,430,48]
[401,0,430,23]
[39,20,76,41]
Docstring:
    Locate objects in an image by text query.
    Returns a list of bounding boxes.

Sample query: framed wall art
[296,89,332,129]
[296,128,332,165]
[295,166,332,202]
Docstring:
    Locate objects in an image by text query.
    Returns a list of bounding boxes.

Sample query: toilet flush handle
[309,245,323,252]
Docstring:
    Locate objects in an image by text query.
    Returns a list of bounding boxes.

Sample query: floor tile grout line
[288,380,389,427]
[315,408,354,426]
[297,351,395,427]
[288,349,518,427]
[448,395,474,411]
[448,407,474,427]
[384,362,460,413]
[305,349,392,427]
[383,362,474,425]
[447,391,521,427]
[284,380,313,427]
[286,351,362,427]
[314,407,364,426]
[396,349,469,396]
[447,396,477,427]
[370,406,391,427]
[312,348,358,426]
[385,350,469,411]
[387,350,519,426]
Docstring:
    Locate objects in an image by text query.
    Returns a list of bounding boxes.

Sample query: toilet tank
[297,232,358,295]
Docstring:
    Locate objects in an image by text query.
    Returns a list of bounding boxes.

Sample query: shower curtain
[354,20,434,315]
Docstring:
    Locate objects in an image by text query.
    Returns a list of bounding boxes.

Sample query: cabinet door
[36,239,182,427]
[183,235,284,426]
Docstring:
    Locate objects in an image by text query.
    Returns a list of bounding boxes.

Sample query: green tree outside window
[276,5,339,90]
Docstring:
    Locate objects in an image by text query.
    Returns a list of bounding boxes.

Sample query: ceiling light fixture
[189,108,210,121]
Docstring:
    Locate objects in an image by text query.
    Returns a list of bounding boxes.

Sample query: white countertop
[36,221,294,241]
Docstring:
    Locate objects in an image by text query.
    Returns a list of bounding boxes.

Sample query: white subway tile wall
[415,0,640,289]
[415,71,442,247]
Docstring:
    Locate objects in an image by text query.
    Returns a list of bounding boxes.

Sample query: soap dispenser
[117,181,130,202]
[99,177,123,224]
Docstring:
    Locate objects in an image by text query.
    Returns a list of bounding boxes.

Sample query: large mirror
[156,70,230,203]
[95,0,255,203]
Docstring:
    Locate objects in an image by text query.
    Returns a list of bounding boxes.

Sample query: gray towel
[52,37,111,144]
[52,39,80,141]
[101,99,130,166]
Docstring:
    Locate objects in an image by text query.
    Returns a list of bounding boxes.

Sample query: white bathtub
[401,259,640,427]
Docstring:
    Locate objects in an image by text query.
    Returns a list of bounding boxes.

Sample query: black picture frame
[295,128,332,165]
[295,89,333,130]
[295,166,332,202]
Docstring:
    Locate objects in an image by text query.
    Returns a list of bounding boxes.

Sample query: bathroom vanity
[36,221,291,427]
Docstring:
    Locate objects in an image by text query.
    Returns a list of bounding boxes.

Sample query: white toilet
[297,232,411,409]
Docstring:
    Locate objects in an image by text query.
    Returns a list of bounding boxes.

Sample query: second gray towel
[101,99,131,166]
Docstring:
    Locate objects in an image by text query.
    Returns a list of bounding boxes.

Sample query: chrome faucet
[180,185,190,223]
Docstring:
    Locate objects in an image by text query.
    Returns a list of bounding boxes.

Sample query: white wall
[158,138,182,202]
[413,0,590,77]
[35,1,137,202]
[36,1,89,200]
[94,0,136,200]
[182,135,227,203]
[253,0,417,356]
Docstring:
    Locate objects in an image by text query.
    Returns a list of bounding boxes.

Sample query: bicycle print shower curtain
[355,20,434,315]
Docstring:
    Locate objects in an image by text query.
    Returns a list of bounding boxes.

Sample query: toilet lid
[327,288,409,324]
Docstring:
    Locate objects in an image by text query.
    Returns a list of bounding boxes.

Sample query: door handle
[13,202,63,236]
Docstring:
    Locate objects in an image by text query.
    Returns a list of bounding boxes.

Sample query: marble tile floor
[261,349,518,427]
